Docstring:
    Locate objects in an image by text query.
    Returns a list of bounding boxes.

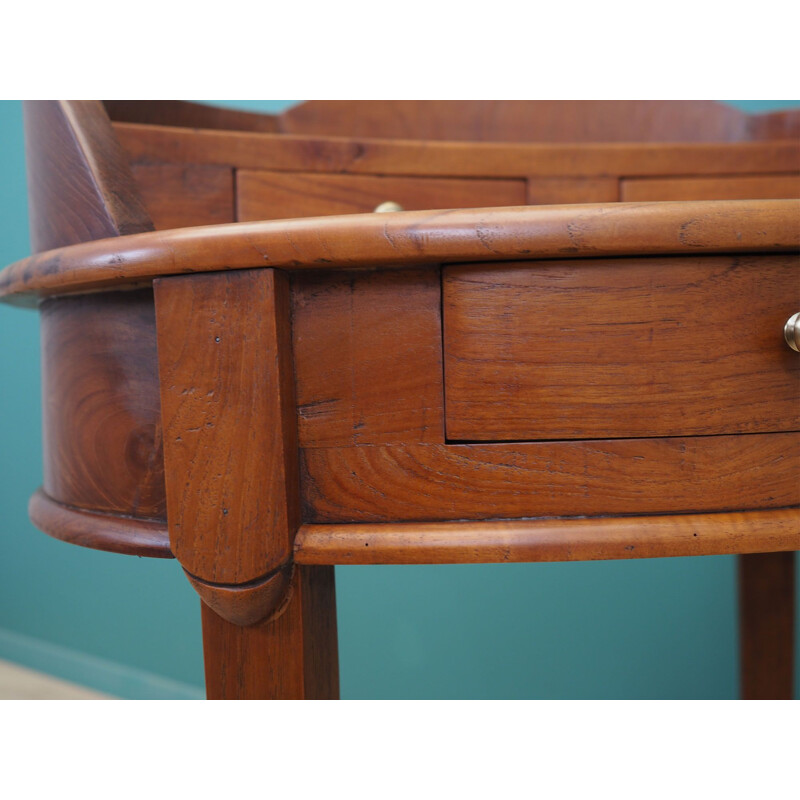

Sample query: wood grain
[295,508,800,564]
[40,290,165,518]
[621,174,800,202]
[527,177,619,205]
[155,269,299,585]
[750,109,800,141]
[104,100,800,144]
[24,488,799,567]
[186,566,293,628]
[103,100,280,133]
[443,256,800,441]
[237,170,525,220]
[12,99,800,702]
[24,102,153,253]
[278,100,750,143]
[3,200,798,302]
[739,551,795,699]
[300,435,800,523]
[131,164,234,229]
[113,122,800,180]
[292,269,444,447]
[202,565,338,699]
[28,488,171,558]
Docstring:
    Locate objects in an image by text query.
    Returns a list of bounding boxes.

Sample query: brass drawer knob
[373,201,404,213]
[785,312,800,352]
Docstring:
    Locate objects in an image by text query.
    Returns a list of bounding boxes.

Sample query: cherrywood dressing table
[2,100,798,699]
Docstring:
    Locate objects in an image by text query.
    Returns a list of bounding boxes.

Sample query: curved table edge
[28,489,173,559]
[2,200,798,303]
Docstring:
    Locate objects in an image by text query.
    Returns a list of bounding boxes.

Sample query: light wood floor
[0,658,113,699]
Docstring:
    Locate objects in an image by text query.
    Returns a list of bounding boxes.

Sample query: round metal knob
[373,201,404,213]
[785,312,800,352]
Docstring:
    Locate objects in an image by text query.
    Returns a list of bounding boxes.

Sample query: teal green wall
[0,100,797,699]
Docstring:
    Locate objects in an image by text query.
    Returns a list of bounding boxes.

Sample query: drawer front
[444,255,800,442]
[236,170,526,221]
[526,177,619,204]
[621,174,800,201]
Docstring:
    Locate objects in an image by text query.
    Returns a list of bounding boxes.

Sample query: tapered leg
[202,565,339,700]
[155,270,337,695]
[738,551,795,700]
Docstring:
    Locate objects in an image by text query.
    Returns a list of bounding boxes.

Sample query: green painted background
[0,99,797,699]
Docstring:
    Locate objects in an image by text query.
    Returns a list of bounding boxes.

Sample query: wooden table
[2,101,798,699]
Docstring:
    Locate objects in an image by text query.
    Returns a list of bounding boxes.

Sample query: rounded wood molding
[28,488,172,558]
[294,508,800,564]
[185,565,295,627]
[24,489,800,564]
[2,200,798,302]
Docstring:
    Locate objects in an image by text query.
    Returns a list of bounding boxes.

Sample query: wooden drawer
[443,255,800,442]
[621,174,800,201]
[236,170,526,221]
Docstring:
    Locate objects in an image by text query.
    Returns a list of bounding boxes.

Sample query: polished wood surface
[131,164,235,229]
[266,100,790,143]
[301,436,799,522]
[526,177,619,204]
[4,100,799,700]
[24,101,153,253]
[103,100,280,133]
[29,268,798,557]
[105,99,800,143]
[292,268,444,447]
[28,488,171,558]
[202,565,338,700]
[114,121,800,178]
[186,567,293,628]
[750,109,800,141]
[444,256,800,441]
[155,269,298,587]
[237,170,525,220]
[621,174,800,202]
[3,200,798,301]
[23,493,800,568]
[295,508,800,564]
[40,289,165,518]
[739,552,795,699]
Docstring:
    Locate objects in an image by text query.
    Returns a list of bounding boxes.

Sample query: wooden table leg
[202,565,339,700]
[739,551,795,700]
[155,269,339,697]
